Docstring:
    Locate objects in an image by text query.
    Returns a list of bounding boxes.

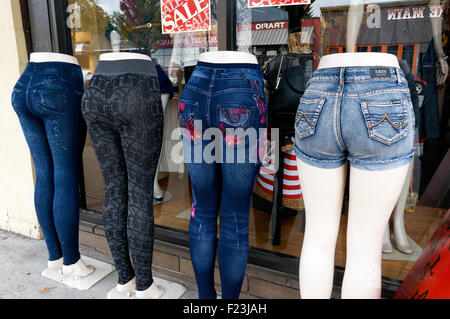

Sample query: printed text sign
[161,0,211,34]
[248,0,310,8]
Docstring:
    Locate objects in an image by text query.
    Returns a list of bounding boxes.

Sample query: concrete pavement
[0,229,199,299]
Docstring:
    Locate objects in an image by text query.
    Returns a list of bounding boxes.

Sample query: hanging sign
[248,0,311,8]
[161,0,211,34]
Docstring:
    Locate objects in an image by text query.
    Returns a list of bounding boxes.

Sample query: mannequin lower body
[295,64,414,298]
[154,93,170,200]
[297,160,409,298]
[179,61,267,298]
[81,59,164,297]
[383,159,415,254]
[12,60,93,276]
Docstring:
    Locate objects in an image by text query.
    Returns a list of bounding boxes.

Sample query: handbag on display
[262,52,314,114]
[253,144,304,211]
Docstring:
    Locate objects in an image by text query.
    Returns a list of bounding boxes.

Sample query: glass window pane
[402,44,416,73]
[233,0,450,285]
[328,47,339,54]
[387,45,399,58]
[370,46,382,52]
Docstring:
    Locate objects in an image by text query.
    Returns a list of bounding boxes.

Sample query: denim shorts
[294,66,415,171]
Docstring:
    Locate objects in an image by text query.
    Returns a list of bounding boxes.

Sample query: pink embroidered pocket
[178,100,201,142]
[219,107,252,128]
[218,106,253,146]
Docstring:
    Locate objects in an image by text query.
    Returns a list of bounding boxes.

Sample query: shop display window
[62,0,449,285]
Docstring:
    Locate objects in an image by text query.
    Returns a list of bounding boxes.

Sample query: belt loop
[339,67,345,85]
[395,68,401,85]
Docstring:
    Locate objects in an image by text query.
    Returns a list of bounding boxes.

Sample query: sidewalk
[0,229,199,299]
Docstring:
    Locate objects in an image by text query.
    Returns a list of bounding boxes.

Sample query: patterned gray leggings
[81,69,163,291]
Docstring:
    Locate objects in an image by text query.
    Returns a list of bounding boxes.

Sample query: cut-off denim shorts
[294,66,415,171]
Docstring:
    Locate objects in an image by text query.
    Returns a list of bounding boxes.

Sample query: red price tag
[161,0,211,34]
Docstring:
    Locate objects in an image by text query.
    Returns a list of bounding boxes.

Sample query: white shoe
[62,258,95,280]
[117,277,136,297]
[135,282,165,299]
[106,277,136,299]
[47,257,63,270]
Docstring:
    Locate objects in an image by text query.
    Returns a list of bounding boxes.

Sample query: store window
[56,0,450,288]
[233,0,450,284]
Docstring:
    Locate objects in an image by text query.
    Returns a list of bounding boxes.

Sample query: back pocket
[32,87,68,119]
[360,99,409,145]
[217,105,254,147]
[178,99,201,143]
[295,98,325,139]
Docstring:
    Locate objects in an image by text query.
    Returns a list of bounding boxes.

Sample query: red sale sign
[161,0,211,34]
[248,0,311,8]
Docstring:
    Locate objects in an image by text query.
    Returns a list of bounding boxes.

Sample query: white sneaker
[47,257,63,270]
[117,277,136,297]
[62,258,95,280]
[135,282,165,299]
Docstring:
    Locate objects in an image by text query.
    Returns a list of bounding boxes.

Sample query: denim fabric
[11,62,85,265]
[398,59,419,128]
[81,60,163,291]
[294,66,415,171]
[155,61,174,99]
[420,39,440,139]
[179,62,267,299]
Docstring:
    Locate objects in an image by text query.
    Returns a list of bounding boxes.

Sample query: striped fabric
[256,149,302,200]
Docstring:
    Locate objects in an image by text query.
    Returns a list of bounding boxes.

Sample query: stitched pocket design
[360,99,409,145]
[295,98,325,139]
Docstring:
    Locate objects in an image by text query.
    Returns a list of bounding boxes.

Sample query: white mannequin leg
[297,159,347,299]
[342,164,410,299]
[382,225,394,253]
[154,93,170,200]
[392,160,414,253]
[383,159,414,254]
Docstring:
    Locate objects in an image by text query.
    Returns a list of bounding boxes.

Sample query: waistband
[193,61,263,80]
[196,61,262,70]
[310,66,405,83]
[25,61,82,80]
[94,59,157,77]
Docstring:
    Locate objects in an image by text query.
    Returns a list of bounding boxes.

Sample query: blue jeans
[295,66,415,170]
[178,62,267,299]
[11,62,85,265]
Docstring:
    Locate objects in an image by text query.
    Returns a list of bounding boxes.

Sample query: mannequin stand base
[41,256,115,291]
[106,277,187,299]
[153,191,172,206]
[382,236,422,261]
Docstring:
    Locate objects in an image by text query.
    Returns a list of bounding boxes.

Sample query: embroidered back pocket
[217,105,254,147]
[178,99,201,143]
[295,98,325,139]
[360,99,408,145]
